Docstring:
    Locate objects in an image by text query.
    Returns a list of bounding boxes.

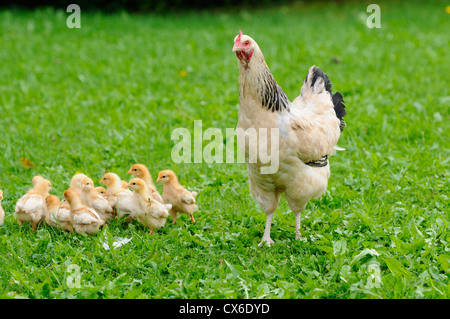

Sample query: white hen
[232,31,347,246]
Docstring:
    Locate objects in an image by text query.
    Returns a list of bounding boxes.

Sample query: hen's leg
[248,175,281,247]
[259,210,276,247]
[294,212,302,240]
[285,194,308,241]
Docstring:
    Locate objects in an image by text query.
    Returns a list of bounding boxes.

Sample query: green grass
[0,0,449,299]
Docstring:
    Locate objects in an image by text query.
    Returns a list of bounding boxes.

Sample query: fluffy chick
[157,170,198,224]
[99,173,135,218]
[63,189,104,235]
[80,177,114,222]
[127,178,171,234]
[128,164,163,203]
[0,190,4,226]
[45,195,73,232]
[95,187,107,197]
[15,176,52,229]
[69,173,89,197]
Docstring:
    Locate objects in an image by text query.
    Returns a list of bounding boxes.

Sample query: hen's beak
[232,44,240,52]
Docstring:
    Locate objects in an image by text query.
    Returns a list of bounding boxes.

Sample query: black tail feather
[332,92,346,131]
[304,66,333,94]
[304,66,347,131]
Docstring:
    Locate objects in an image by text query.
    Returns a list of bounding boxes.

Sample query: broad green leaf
[382,256,411,279]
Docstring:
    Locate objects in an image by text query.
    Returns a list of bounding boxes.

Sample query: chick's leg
[169,208,178,224]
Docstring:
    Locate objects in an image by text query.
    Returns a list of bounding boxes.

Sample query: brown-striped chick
[45,195,73,232]
[127,164,163,203]
[80,177,114,222]
[156,170,198,224]
[99,173,135,218]
[15,176,52,229]
[63,189,104,235]
[127,178,171,235]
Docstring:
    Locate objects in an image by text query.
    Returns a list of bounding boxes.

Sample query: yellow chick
[127,164,163,203]
[99,173,135,218]
[63,189,104,235]
[0,190,4,226]
[69,173,89,197]
[127,178,171,235]
[156,170,198,224]
[80,177,114,222]
[45,195,73,232]
[15,176,52,229]
[95,187,107,197]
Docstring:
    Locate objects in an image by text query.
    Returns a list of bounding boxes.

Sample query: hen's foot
[258,237,274,247]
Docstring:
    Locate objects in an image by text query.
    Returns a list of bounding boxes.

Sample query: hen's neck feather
[238,48,290,113]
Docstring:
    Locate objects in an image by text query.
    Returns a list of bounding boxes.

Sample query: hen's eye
[244,41,250,45]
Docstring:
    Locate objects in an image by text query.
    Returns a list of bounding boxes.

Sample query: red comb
[235,30,243,44]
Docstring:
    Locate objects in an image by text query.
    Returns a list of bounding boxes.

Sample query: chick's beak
[127,170,132,174]
[156,177,161,183]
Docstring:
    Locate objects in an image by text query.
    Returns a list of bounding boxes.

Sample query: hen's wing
[289,66,345,163]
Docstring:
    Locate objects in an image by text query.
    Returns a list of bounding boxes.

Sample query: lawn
[0,0,449,299]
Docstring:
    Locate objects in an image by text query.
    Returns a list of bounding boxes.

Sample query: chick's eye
[132,183,136,185]
[134,169,137,171]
